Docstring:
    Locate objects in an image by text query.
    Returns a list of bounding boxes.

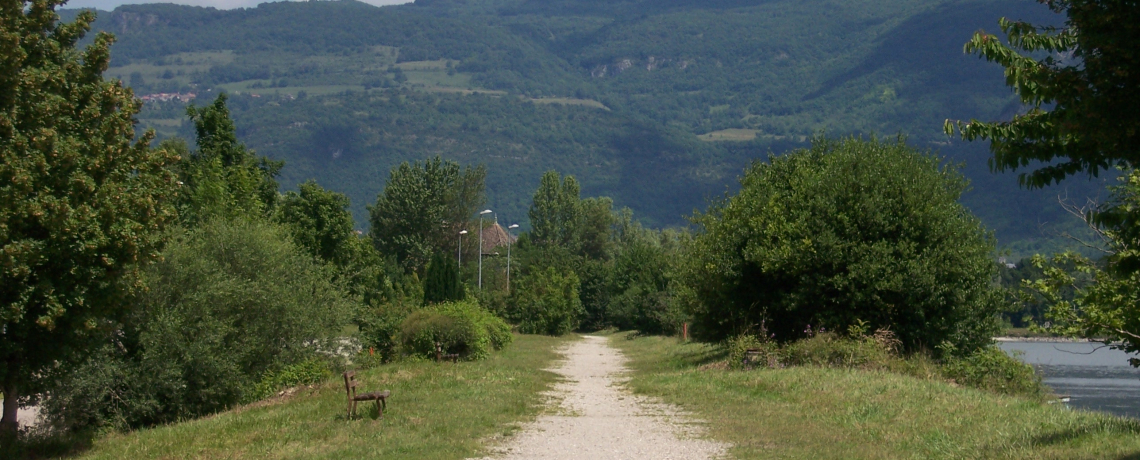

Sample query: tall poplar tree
[0,1,179,434]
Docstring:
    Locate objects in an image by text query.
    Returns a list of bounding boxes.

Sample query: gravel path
[477,335,728,460]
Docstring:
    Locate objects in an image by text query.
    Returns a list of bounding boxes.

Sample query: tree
[178,93,282,224]
[609,226,685,335]
[511,266,583,336]
[683,137,1002,355]
[944,0,1139,188]
[368,157,485,272]
[527,171,614,260]
[579,197,616,260]
[423,251,465,305]
[276,180,355,266]
[1028,169,1140,365]
[0,2,179,434]
[42,218,352,430]
[528,171,583,251]
[946,0,1140,365]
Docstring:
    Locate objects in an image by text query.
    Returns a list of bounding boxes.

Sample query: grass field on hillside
[65,334,574,460]
[609,333,1140,460]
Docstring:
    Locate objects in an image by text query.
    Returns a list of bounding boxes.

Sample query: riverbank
[994,336,1094,343]
[611,332,1140,459]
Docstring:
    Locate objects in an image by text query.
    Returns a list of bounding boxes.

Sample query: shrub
[398,299,511,360]
[684,136,1002,356]
[356,298,418,362]
[726,331,1046,399]
[511,266,583,335]
[942,347,1045,397]
[781,332,895,370]
[42,218,353,431]
[726,334,777,370]
[244,358,331,403]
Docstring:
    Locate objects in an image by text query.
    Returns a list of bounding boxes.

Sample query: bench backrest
[343,371,357,398]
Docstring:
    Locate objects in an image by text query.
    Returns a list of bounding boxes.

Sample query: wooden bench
[742,348,763,370]
[435,342,459,363]
[342,371,390,419]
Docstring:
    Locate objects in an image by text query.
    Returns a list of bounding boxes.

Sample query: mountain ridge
[61,0,1103,255]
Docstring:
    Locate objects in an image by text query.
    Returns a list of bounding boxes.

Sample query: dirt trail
[477,335,728,459]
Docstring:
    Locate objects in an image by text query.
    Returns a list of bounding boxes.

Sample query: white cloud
[63,0,411,12]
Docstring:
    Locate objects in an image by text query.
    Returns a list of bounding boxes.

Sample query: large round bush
[398,299,512,360]
[684,136,1001,355]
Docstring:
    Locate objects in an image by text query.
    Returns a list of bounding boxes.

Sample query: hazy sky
[63,0,410,11]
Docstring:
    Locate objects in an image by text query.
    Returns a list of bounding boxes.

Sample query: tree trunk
[1,354,18,436]
[1,379,17,436]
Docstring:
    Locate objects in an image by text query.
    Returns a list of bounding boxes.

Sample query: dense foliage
[423,251,465,305]
[176,93,282,223]
[0,0,179,434]
[276,179,356,266]
[684,137,1002,355]
[951,0,1140,367]
[398,299,511,361]
[368,157,485,272]
[509,266,583,336]
[42,218,351,431]
[946,0,1139,188]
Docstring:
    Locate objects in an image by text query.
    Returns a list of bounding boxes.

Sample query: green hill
[62,0,1106,252]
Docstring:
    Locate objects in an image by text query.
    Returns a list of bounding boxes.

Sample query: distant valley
[65,0,1107,256]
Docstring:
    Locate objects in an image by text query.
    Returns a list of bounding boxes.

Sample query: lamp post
[506,224,518,294]
[458,230,468,270]
[478,209,492,289]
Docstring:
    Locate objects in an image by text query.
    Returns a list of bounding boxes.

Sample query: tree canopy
[0,0,179,433]
[277,179,356,266]
[177,93,283,223]
[945,0,1139,188]
[368,157,485,272]
[684,137,1001,355]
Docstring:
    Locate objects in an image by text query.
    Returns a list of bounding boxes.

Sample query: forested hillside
[63,0,1105,253]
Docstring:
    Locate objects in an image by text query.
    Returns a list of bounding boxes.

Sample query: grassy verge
[610,333,1140,459]
[68,334,573,460]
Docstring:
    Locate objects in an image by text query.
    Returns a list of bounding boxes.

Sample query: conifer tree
[423,252,464,305]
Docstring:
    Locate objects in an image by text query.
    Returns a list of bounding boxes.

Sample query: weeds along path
[477,335,728,459]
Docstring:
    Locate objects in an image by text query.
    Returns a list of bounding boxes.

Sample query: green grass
[609,333,1140,459]
[68,334,574,460]
[105,51,236,90]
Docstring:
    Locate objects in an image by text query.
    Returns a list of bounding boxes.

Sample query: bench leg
[375,399,383,418]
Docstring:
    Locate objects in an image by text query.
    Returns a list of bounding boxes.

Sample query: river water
[999,341,1140,419]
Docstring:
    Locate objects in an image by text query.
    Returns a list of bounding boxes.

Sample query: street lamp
[478,209,492,289]
[458,230,468,270]
[506,224,519,294]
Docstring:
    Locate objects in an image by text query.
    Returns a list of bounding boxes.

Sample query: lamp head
[459,230,468,235]
[480,209,492,215]
[509,224,519,229]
